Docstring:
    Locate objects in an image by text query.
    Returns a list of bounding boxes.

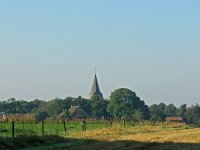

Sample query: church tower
[88,73,103,99]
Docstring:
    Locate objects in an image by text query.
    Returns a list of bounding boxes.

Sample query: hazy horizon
[0,1,200,106]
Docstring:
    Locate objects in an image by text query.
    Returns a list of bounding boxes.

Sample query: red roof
[165,117,182,121]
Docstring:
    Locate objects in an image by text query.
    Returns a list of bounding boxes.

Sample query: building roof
[59,106,90,119]
[165,117,183,121]
[68,106,80,116]
[88,74,103,99]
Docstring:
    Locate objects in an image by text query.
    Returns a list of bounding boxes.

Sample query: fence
[0,120,184,149]
[0,119,152,138]
[0,120,114,138]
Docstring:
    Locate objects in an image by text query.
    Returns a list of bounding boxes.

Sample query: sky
[0,0,200,106]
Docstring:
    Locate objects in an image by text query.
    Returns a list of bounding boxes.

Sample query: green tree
[149,103,167,122]
[107,88,146,120]
[35,111,49,121]
[178,104,187,121]
[179,104,187,116]
[73,96,92,115]
[90,95,108,119]
[39,97,73,117]
[165,104,178,117]
[133,109,143,121]
[0,98,45,114]
[185,104,200,125]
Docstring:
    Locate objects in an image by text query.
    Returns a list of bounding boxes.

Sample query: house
[59,106,90,120]
[68,106,90,119]
[165,117,183,122]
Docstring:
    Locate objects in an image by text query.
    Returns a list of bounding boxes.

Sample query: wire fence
[0,120,185,149]
[0,120,115,138]
[0,119,115,149]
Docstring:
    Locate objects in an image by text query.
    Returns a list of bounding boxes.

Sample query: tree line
[0,88,200,126]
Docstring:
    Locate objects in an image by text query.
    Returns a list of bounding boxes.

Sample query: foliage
[149,103,167,122]
[35,111,49,121]
[90,95,108,119]
[73,96,92,115]
[46,98,66,116]
[164,103,178,117]
[185,104,200,126]
[107,88,148,120]
[149,103,179,122]
[0,98,45,114]
[0,88,200,126]
[0,122,197,150]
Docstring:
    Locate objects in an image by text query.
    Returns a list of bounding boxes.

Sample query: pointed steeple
[88,73,103,99]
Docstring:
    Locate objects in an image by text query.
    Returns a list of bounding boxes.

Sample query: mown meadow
[1,121,200,150]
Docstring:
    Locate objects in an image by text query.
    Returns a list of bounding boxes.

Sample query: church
[88,73,103,99]
[59,73,103,120]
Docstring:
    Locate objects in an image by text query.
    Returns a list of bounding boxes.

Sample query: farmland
[1,121,200,149]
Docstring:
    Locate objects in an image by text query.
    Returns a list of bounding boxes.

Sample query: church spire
[88,69,103,99]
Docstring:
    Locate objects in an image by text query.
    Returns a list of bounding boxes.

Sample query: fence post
[41,120,44,142]
[123,119,126,128]
[97,118,99,129]
[12,121,15,148]
[132,120,134,128]
[12,121,15,139]
[63,120,66,133]
[23,121,25,136]
[141,121,143,126]
[110,119,113,128]
[56,119,59,135]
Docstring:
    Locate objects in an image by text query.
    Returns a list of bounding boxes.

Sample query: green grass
[0,120,111,137]
[1,121,200,150]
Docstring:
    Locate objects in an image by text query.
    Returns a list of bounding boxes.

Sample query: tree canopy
[0,88,200,126]
[107,88,148,120]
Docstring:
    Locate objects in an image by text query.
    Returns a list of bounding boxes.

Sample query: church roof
[88,74,103,99]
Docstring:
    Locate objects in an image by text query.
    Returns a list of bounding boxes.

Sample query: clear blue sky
[0,0,200,106]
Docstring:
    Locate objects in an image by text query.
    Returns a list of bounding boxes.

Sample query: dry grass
[2,122,200,150]
[65,123,200,149]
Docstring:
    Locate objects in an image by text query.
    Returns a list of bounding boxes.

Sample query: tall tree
[185,104,200,125]
[107,88,147,120]
[165,104,178,117]
[149,103,167,122]
[90,95,108,119]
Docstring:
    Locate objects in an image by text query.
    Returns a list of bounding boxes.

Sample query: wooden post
[110,119,113,128]
[97,118,99,129]
[82,120,86,131]
[132,120,134,128]
[63,120,66,133]
[23,121,25,136]
[123,119,126,128]
[12,121,15,148]
[84,116,86,122]
[84,117,86,131]
[41,120,44,142]
[84,121,86,131]
[56,119,59,135]
[12,121,14,139]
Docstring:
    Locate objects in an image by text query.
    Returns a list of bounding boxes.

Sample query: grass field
[0,120,110,137]
[1,121,200,150]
